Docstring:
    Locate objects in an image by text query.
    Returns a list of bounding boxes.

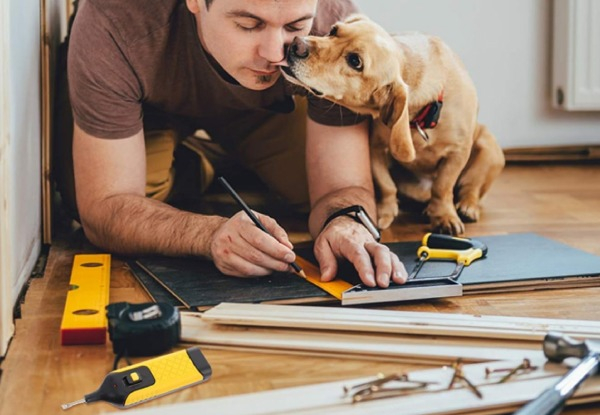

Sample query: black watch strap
[321,205,381,242]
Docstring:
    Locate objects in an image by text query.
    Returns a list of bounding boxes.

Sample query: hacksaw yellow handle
[417,233,488,266]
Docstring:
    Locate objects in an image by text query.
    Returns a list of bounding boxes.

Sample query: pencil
[218,176,307,278]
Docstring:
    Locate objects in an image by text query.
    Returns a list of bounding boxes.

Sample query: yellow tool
[296,233,487,305]
[342,233,487,305]
[295,256,353,300]
[409,233,488,280]
[61,347,212,410]
[60,254,111,345]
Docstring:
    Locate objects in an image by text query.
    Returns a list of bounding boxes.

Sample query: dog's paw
[429,214,466,236]
[377,201,399,229]
[456,199,480,223]
[425,201,465,235]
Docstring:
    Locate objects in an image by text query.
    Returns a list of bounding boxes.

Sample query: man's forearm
[79,194,227,257]
[308,186,376,238]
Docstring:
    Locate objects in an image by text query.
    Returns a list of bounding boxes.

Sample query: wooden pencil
[218,176,307,278]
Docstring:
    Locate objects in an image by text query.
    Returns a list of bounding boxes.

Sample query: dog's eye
[329,25,338,36]
[346,53,363,71]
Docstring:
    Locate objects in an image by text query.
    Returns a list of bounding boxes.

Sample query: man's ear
[186,0,201,14]
[374,81,415,163]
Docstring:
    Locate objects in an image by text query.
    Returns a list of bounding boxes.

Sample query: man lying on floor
[54,0,408,288]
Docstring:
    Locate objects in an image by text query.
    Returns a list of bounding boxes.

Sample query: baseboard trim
[504,144,600,162]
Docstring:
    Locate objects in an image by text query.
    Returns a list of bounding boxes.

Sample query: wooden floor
[2,162,600,414]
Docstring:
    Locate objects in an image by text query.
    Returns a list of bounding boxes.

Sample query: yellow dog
[282,14,505,235]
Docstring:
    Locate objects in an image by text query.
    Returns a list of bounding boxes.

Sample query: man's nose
[258,29,287,63]
[288,37,309,59]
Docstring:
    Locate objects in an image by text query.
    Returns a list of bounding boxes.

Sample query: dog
[281,14,505,235]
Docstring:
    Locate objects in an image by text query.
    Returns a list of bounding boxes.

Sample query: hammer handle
[513,354,599,415]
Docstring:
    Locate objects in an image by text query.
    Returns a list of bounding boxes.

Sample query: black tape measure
[106,302,181,360]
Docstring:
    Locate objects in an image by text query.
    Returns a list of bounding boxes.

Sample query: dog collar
[410,90,444,141]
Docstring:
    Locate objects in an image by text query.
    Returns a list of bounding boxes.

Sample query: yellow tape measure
[60,254,111,345]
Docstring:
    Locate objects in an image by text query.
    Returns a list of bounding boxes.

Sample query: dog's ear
[344,14,369,25]
[374,81,415,162]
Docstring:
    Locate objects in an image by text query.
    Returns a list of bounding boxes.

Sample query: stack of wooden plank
[180,303,600,363]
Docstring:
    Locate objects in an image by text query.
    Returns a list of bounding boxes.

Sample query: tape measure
[106,302,181,358]
[61,347,212,410]
[60,254,111,345]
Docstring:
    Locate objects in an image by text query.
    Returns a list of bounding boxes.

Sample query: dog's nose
[288,37,309,59]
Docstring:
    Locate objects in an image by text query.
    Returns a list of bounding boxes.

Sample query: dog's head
[282,14,415,162]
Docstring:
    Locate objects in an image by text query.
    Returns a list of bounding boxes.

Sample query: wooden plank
[199,303,600,341]
[104,358,600,415]
[181,313,540,364]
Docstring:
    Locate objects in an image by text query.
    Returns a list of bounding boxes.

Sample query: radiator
[553,0,600,110]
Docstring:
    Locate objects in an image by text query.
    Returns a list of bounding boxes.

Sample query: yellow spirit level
[60,254,111,345]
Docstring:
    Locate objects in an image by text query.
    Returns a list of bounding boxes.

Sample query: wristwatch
[322,205,381,242]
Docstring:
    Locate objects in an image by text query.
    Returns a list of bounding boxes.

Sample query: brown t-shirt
[68,0,365,149]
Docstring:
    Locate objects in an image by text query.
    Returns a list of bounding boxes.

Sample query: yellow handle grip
[417,245,483,266]
[116,348,211,407]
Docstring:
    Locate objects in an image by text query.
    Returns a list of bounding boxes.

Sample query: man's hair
[205,0,214,9]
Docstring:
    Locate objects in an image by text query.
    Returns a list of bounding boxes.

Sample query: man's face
[187,0,318,90]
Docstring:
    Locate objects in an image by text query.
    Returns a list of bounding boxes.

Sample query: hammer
[513,332,600,415]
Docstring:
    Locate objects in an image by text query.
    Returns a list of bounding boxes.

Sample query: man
[61,0,407,287]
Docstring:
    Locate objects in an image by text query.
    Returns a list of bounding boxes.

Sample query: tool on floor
[513,332,600,415]
[61,347,212,410]
[341,233,487,305]
[107,302,181,367]
[408,233,488,280]
[60,254,111,345]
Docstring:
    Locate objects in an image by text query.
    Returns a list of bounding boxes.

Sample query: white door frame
[0,0,15,356]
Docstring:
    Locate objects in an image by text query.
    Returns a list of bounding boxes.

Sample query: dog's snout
[288,37,309,59]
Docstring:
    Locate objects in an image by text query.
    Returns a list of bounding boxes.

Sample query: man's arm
[73,123,298,277]
[306,119,407,287]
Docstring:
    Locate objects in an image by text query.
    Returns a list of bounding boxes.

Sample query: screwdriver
[61,347,211,410]
[408,233,488,280]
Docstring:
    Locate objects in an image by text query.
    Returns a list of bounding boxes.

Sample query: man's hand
[314,217,407,287]
[209,210,298,277]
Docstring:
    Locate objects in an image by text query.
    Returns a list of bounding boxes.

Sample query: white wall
[0,0,13,356]
[0,0,43,354]
[9,0,42,302]
[354,0,600,149]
